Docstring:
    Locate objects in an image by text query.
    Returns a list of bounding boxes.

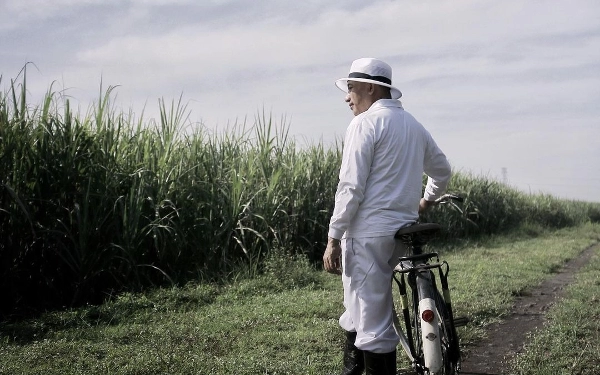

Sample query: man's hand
[419,198,436,214]
[323,237,342,275]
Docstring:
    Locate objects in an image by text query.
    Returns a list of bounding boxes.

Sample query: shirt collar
[369,99,404,111]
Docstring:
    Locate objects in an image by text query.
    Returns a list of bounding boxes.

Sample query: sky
[1,0,599,202]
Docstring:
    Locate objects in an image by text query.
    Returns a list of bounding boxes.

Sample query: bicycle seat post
[395,222,441,258]
[410,236,427,256]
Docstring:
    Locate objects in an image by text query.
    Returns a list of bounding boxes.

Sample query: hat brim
[335,78,402,99]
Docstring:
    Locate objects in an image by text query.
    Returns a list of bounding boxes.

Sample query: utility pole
[501,167,508,185]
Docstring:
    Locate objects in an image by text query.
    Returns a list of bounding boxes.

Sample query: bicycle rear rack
[395,252,443,274]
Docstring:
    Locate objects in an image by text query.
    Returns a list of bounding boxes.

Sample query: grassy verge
[509,239,600,374]
[1,224,599,374]
[444,223,600,345]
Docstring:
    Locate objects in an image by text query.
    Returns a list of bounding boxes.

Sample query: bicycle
[392,194,467,374]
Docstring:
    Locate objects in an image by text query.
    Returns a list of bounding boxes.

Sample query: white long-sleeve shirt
[328,99,451,239]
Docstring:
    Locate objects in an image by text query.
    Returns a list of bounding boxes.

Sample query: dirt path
[458,243,599,375]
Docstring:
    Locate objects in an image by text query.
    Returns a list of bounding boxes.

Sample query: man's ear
[368,83,376,95]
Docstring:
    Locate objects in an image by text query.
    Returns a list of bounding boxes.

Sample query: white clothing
[328,99,451,240]
[339,236,408,353]
[328,99,451,353]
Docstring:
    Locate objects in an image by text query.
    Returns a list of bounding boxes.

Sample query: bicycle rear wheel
[413,275,460,375]
[394,268,461,374]
[433,285,461,374]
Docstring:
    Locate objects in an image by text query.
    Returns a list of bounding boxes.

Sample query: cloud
[1,0,599,200]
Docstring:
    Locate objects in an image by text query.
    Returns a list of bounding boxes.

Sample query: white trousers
[339,236,407,353]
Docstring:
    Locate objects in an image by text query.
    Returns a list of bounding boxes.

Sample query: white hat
[335,58,402,99]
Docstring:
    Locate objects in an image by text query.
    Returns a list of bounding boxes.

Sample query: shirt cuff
[328,227,344,240]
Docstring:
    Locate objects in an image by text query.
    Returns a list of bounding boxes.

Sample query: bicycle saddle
[394,222,441,238]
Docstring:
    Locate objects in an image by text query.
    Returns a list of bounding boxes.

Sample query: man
[323,58,452,375]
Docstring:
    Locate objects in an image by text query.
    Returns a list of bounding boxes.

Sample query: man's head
[344,80,392,116]
[335,58,402,115]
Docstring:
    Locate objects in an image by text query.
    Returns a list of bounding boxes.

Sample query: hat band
[348,72,391,85]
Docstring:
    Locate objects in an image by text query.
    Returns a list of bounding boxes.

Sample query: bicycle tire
[411,274,460,375]
[408,278,425,373]
[433,286,460,374]
[404,271,433,374]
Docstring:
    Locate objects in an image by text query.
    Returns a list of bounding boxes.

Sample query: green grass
[509,238,600,374]
[1,224,599,374]
[445,224,600,349]
[0,272,343,374]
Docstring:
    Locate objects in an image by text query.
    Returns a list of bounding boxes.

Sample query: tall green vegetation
[1,72,598,316]
[427,172,600,239]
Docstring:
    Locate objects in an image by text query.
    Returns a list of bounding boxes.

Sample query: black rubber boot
[340,331,364,375]
[363,350,396,375]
